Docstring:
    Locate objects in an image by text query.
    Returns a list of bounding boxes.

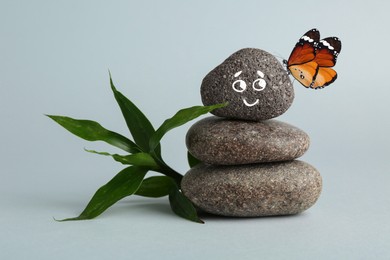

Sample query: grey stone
[201,48,294,121]
[181,160,322,217]
[186,116,310,165]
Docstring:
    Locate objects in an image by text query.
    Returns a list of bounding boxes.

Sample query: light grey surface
[1,0,389,259]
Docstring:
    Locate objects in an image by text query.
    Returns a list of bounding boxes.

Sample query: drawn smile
[243,98,259,107]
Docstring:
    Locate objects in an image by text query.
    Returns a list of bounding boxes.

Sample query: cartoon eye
[232,80,247,92]
[253,70,266,91]
[253,78,266,91]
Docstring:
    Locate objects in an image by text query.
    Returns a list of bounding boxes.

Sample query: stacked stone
[181,48,322,217]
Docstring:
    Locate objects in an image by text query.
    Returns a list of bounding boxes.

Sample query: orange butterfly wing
[287,29,320,66]
[310,37,342,89]
[287,43,317,66]
[311,68,337,89]
[314,37,341,67]
[286,29,320,87]
[315,49,337,67]
[289,62,319,88]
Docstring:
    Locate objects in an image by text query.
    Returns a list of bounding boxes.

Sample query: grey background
[1,0,389,259]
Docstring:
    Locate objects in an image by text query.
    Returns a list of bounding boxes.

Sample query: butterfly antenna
[270,51,286,62]
[270,51,289,71]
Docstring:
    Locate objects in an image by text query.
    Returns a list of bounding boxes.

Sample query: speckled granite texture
[186,116,310,165]
[201,48,294,121]
[181,160,322,217]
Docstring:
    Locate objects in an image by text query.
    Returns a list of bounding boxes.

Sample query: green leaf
[187,151,201,168]
[169,184,204,224]
[59,166,148,221]
[149,103,227,153]
[109,74,159,154]
[47,115,139,153]
[135,176,175,198]
[85,149,159,169]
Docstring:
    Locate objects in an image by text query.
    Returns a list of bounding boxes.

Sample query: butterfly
[284,29,342,89]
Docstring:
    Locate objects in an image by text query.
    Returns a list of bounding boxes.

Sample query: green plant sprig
[47,74,226,223]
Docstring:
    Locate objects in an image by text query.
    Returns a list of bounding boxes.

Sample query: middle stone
[186,116,310,165]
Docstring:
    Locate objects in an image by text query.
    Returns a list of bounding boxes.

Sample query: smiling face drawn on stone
[232,70,267,107]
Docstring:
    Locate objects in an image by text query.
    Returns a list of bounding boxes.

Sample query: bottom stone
[181,160,322,217]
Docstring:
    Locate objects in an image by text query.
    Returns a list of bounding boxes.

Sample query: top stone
[201,48,294,121]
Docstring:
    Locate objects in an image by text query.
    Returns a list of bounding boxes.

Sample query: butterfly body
[284,29,341,89]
